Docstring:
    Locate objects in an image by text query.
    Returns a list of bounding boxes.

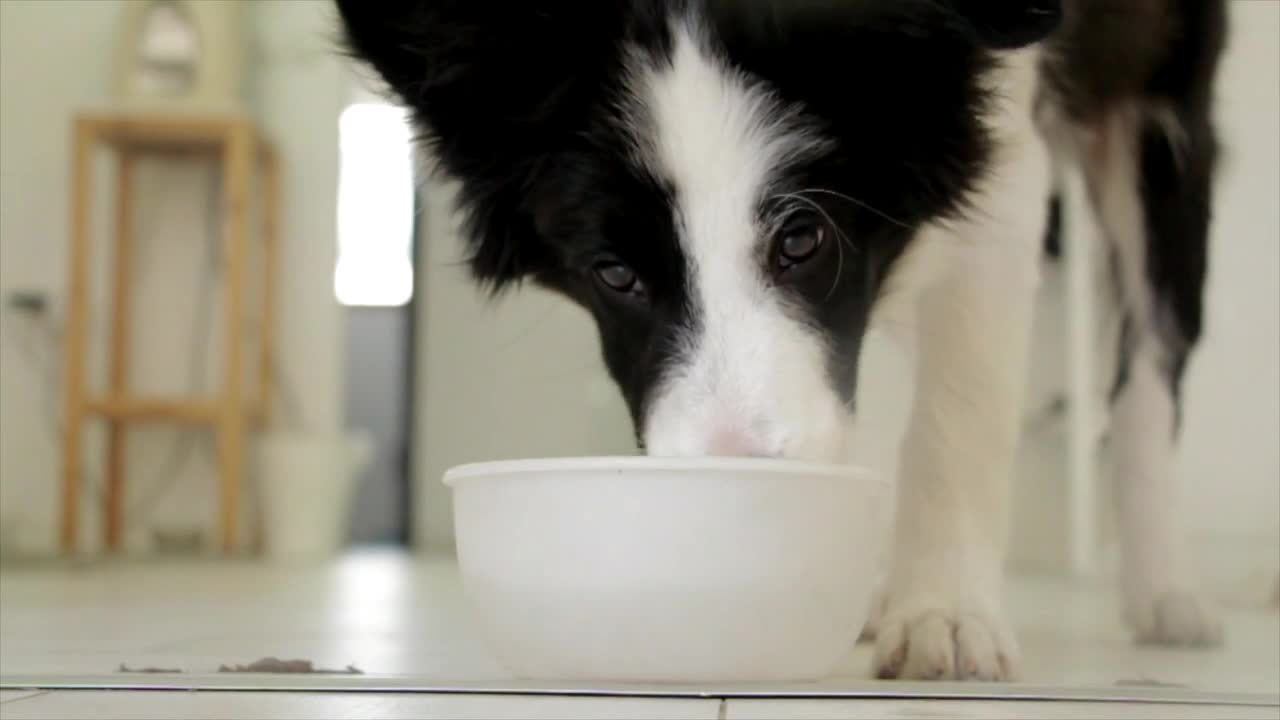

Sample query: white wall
[248,0,349,439]
[0,0,120,553]
[0,0,348,556]
[1173,0,1279,592]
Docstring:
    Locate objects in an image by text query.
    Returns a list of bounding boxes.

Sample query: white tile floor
[0,690,723,720]
[0,550,1276,719]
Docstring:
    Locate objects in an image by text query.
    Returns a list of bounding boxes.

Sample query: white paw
[872,608,1019,681]
[1128,591,1224,648]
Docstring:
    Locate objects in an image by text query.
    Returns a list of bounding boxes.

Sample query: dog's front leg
[871,237,1040,681]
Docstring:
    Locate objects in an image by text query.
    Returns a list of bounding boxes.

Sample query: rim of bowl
[442,456,883,486]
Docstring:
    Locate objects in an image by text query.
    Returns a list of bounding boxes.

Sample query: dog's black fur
[338,0,1065,421]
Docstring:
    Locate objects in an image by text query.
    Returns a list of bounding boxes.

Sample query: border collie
[337,0,1228,680]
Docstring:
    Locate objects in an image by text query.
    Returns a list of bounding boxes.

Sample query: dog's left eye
[593,261,647,299]
[775,221,827,271]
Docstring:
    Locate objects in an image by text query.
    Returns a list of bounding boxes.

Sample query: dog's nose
[705,426,778,458]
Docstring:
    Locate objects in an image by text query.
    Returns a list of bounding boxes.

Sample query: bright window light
[336,103,415,307]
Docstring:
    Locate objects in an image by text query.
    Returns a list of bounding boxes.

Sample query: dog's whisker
[794,187,910,229]
[826,236,845,302]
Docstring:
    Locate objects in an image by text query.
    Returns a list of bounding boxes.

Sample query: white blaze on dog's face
[338,0,1024,460]
[628,26,848,459]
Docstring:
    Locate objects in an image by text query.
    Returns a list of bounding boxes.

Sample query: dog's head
[337,0,1058,460]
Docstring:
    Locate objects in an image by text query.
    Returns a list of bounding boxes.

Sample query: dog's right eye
[593,261,647,300]
[774,219,828,272]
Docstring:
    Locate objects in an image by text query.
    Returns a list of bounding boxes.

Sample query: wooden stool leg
[61,119,95,554]
[105,150,136,552]
[258,148,279,423]
[249,148,279,557]
[218,124,253,553]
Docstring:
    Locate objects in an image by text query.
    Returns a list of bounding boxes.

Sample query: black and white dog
[337,0,1227,680]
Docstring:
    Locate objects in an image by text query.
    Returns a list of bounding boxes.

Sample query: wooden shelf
[81,396,264,425]
[61,110,279,556]
[83,396,219,425]
[82,112,259,153]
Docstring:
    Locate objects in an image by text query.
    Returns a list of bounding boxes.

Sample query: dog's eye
[593,261,645,297]
[776,221,827,270]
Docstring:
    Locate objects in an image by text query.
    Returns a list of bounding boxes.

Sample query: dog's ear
[941,0,1062,49]
[335,1,624,291]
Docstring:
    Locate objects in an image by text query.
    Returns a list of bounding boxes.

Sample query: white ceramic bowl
[444,456,888,683]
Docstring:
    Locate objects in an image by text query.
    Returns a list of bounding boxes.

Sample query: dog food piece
[1116,676,1186,688]
[117,663,182,674]
[216,657,363,675]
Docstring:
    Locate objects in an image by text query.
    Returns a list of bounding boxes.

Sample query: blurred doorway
[336,101,418,546]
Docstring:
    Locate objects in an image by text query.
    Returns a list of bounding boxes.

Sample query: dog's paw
[1128,591,1223,648]
[872,608,1019,681]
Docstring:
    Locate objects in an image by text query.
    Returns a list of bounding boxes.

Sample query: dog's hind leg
[1080,100,1222,647]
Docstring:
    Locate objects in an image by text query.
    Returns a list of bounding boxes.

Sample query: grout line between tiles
[1,675,1276,708]
[0,690,49,706]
